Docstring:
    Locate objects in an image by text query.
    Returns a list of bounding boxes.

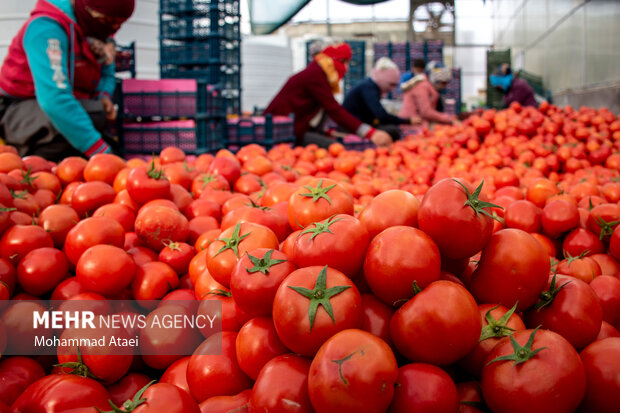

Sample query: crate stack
[443,68,462,115]
[425,40,443,65]
[225,115,295,152]
[115,42,136,78]
[159,0,241,115]
[116,79,226,156]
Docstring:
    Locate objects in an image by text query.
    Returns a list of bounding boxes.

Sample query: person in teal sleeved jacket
[0,0,134,161]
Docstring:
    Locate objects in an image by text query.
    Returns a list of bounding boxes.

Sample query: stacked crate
[115,42,136,78]
[225,115,295,152]
[486,49,511,109]
[444,68,462,116]
[159,0,241,115]
[116,79,226,155]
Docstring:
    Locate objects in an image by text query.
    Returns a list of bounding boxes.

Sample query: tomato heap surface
[0,101,620,413]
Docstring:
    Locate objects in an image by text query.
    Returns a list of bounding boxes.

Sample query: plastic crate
[339,134,376,151]
[161,0,239,16]
[487,49,511,109]
[115,42,135,78]
[120,79,223,119]
[122,119,225,155]
[226,115,294,150]
[161,15,240,41]
[160,39,240,66]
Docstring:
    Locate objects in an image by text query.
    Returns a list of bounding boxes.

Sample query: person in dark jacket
[264,43,392,148]
[490,64,538,108]
[343,57,420,141]
[0,0,134,161]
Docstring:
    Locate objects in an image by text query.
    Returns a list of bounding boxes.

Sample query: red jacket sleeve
[306,74,363,134]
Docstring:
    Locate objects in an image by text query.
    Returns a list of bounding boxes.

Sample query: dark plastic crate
[160,39,240,65]
[161,15,240,41]
[161,0,239,16]
[225,115,294,150]
[115,42,135,77]
[121,119,225,155]
[339,135,376,151]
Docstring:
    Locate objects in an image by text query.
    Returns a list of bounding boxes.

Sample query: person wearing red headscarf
[264,43,392,148]
[0,0,135,161]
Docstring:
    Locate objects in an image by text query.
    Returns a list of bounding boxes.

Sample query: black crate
[225,115,294,150]
[160,39,240,66]
[115,42,136,78]
[161,0,239,16]
[161,15,240,41]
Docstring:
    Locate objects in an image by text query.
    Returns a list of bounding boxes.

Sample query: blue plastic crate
[225,115,293,150]
[161,0,240,15]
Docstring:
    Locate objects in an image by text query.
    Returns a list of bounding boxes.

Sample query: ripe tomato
[0,357,45,406]
[459,303,526,378]
[11,374,111,412]
[83,153,125,184]
[38,204,80,248]
[63,216,125,266]
[199,389,251,413]
[17,247,68,296]
[221,202,290,242]
[390,280,481,365]
[229,248,297,317]
[235,317,288,381]
[470,228,550,312]
[160,357,191,395]
[579,337,620,412]
[70,181,116,218]
[92,203,136,233]
[363,226,440,306]
[249,354,312,412]
[107,372,153,407]
[358,189,419,239]
[389,363,459,413]
[126,162,171,205]
[158,241,195,275]
[0,224,53,266]
[308,329,398,413]
[589,275,620,328]
[360,293,394,347]
[187,331,253,402]
[291,214,369,278]
[563,227,605,257]
[134,204,189,252]
[76,244,136,296]
[418,179,497,259]
[287,178,354,229]
[110,382,201,413]
[504,199,542,233]
[541,199,580,238]
[56,156,87,185]
[272,266,362,356]
[207,222,279,288]
[131,261,179,303]
[481,328,586,413]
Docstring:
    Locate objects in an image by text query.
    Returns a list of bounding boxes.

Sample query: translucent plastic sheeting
[249,0,390,34]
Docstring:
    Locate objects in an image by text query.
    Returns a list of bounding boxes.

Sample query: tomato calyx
[533,273,571,311]
[203,288,232,298]
[593,215,620,240]
[54,349,98,379]
[564,249,589,266]
[393,281,422,308]
[214,223,250,258]
[246,250,286,275]
[287,265,351,332]
[299,215,343,241]
[10,189,28,199]
[197,173,219,189]
[0,207,16,212]
[245,198,269,211]
[487,326,548,366]
[146,158,166,180]
[96,380,156,413]
[452,179,502,222]
[479,303,518,342]
[162,239,181,251]
[19,167,38,187]
[299,179,337,204]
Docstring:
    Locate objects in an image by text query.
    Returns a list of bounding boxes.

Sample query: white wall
[241,35,294,113]
[0,0,160,79]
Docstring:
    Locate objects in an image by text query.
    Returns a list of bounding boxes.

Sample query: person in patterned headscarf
[264,43,392,148]
[0,0,135,161]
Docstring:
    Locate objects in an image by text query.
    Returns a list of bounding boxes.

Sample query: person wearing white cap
[398,61,458,128]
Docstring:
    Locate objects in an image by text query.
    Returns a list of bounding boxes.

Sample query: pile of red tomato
[0,101,619,412]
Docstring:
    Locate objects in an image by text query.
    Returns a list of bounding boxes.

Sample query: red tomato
[470,228,550,312]
[158,241,195,275]
[363,226,440,307]
[272,266,362,356]
[63,216,125,266]
[389,363,459,413]
[187,331,253,402]
[126,162,171,204]
[229,248,297,317]
[579,337,620,412]
[92,203,136,233]
[360,293,395,347]
[76,244,136,296]
[207,156,241,186]
[456,381,485,413]
[70,181,116,218]
[459,303,526,378]
[503,199,542,233]
[56,156,87,186]
[563,227,605,257]
[291,214,369,278]
[115,382,200,413]
[0,357,45,406]
[287,178,354,229]
[160,357,191,396]
[358,189,419,238]
[206,222,279,288]
[589,275,620,328]
[235,317,288,380]
[587,203,620,241]
[107,372,153,407]
[541,199,580,238]
[248,354,312,412]
[83,153,125,184]
[38,204,80,248]
[199,390,251,413]
[11,374,111,412]
[390,280,481,365]
[418,179,496,259]
[221,203,290,242]
[308,329,398,413]
[17,247,68,296]
[0,224,53,266]
[481,328,586,413]
[131,261,179,303]
[134,204,189,252]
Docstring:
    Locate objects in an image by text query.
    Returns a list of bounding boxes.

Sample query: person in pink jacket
[398,66,457,128]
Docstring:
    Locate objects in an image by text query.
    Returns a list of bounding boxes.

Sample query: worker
[399,58,426,91]
[490,63,538,108]
[0,0,135,161]
[343,57,421,141]
[264,43,392,148]
[398,61,458,127]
